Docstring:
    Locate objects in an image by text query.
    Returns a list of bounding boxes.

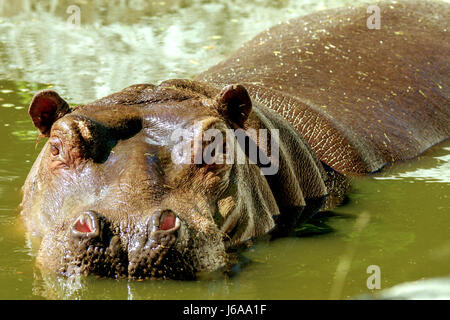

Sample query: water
[0,0,449,300]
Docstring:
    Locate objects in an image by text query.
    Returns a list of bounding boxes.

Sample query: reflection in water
[363,276,450,300]
[329,211,371,300]
[33,269,88,300]
[374,147,450,183]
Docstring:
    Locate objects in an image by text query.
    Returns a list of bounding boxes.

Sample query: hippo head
[21,80,279,279]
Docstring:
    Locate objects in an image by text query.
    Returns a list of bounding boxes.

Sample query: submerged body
[21,1,449,279]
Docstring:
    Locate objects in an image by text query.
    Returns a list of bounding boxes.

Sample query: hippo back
[196,1,450,175]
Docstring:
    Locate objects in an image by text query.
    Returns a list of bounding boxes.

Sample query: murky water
[0,0,449,300]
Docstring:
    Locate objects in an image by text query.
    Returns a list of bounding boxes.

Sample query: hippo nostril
[71,211,100,238]
[159,210,180,231]
[160,212,176,230]
[148,210,181,234]
[74,218,92,233]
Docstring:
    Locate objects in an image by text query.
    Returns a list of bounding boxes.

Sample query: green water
[0,0,449,300]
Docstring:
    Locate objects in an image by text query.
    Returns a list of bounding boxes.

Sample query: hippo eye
[48,137,69,170]
[50,144,60,156]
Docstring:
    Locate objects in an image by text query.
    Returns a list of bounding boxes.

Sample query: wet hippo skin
[196,1,450,175]
[21,1,449,279]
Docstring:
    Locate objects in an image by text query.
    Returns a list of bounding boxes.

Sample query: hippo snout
[54,211,129,278]
[57,208,188,279]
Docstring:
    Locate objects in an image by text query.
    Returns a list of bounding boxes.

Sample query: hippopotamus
[21,1,449,279]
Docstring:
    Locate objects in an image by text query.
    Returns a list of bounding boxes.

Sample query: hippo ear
[216,84,252,127]
[28,90,71,137]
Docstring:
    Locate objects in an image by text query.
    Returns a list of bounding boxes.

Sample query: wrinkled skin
[21,1,449,279]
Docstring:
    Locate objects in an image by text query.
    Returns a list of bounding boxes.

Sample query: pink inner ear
[30,97,57,125]
[29,90,70,136]
[160,214,176,230]
[74,219,92,233]
[39,97,57,109]
[32,97,57,116]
